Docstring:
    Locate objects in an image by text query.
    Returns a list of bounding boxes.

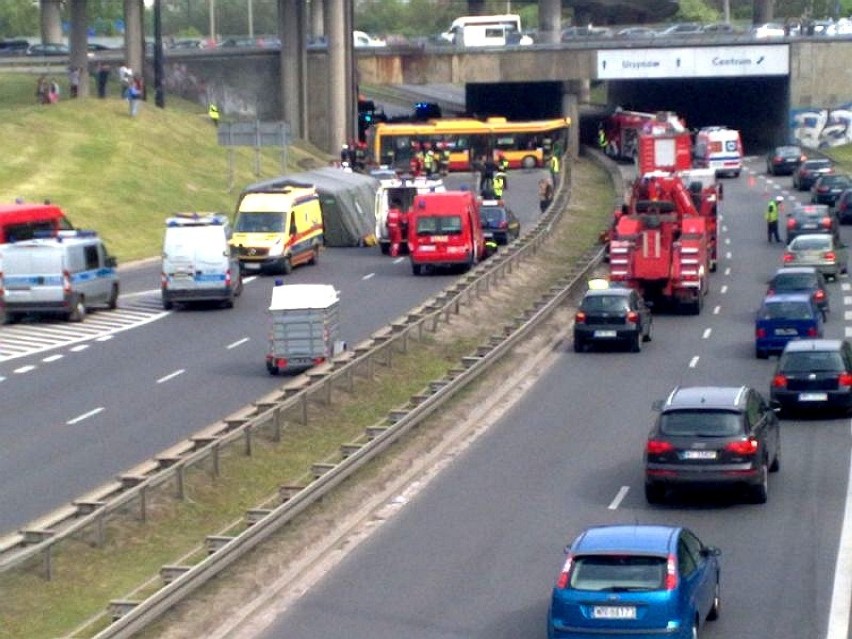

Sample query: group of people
[35,63,142,116]
[35,75,60,105]
[408,142,451,178]
[340,141,369,172]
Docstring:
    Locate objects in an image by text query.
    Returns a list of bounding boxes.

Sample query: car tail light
[575,311,587,324]
[62,269,72,294]
[821,217,832,228]
[756,327,766,338]
[814,289,826,301]
[824,251,836,261]
[161,272,168,288]
[783,252,795,263]
[556,554,574,589]
[786,218,796,229]
[665,554,678,590]
[767,288,775,295]
[725,437,758,456]
[772,374,788,388]
[627,310,639,323]
[807,326,819,336]
[840,373,852,388]
[646,439,675,454]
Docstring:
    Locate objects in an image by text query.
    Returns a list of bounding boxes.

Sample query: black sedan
[785,203,837,244]
[573,281,652,353]
[645,385,781,504]
[766,145,805,176]
[771,339,852,416]
[811,174,852,207]
[837,189,852,223]
[479,199,520,245]
[26,42,70,56]
[793,158,833,191]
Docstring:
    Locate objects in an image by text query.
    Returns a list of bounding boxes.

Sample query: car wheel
[750,463,769,504]
[309,243,320,265]
[380,243,390,256]
[67,296,86,322]
[573,337,586,353]
[521,155,537,169]
[162,298,174,311]
[630,333,642,353]
[107,283,119,310]
[3,312,21,325]
[707,578,721,621]
[756,348,768,359]
[266,362,279,376]
[644,482,666,505]
[412,263,422,276]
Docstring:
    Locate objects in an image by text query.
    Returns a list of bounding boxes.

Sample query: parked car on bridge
[657,22,704,36]
[0,39,31,56]
[26,42,69,56]
[749,22,786,38]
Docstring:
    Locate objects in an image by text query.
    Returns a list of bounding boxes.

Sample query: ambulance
[230,185,324,275]
[692,126,743,178]
[375,174,445,256]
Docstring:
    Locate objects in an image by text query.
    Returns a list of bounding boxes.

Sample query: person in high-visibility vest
[766,195,782,243]
[548,153,560,184]
[208,103,220,127]
[492,172,506,198]
[597,124,607,151]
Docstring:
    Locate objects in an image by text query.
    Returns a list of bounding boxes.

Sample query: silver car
[783,233,848,280]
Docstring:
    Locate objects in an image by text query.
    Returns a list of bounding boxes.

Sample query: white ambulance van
[1,230,119,323]
[161,213,243,310]
[693,126,743,178]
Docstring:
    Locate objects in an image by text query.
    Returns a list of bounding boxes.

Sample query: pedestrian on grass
[67,65,80,98]
[96,62,110,98]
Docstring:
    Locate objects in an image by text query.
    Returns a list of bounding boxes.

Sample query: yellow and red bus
[366,116,571,172]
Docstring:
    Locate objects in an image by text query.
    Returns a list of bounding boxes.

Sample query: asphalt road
[0,169,550,534]
[250,158,852,639]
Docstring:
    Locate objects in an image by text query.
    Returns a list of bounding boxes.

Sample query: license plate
[592,606,637,620]
[799,392,828,401]
[682,450,718,460]
[594,330,617,338]
[430,235,448,242]
[802,224,817,229]
[775,328,798,336]
[243,263,261,270]
[418,245,436,252]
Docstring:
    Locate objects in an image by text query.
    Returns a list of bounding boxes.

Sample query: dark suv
[644,386,781,504]
[573,282,652,353]
[785,203,838,244]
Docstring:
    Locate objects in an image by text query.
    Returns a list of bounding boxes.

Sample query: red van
[408,190,485,275]
[0,202,73,244]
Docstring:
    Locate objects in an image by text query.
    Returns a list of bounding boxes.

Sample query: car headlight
[267,239,284,257]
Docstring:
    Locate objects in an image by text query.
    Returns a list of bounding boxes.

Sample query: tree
[0,0,39,38]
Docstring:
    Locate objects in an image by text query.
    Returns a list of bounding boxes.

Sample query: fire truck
[606,114,719,314]
[602,108,685,162]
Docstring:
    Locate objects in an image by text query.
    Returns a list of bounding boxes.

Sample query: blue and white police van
[1,230,119,323]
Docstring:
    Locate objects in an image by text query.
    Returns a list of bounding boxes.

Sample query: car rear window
[780,350,845,373]
[582,295,629,312]
[759,301,815,320]
[791,236,831,251]
[570,555,666,591]
[480,207,505,225]
[777,147,800,157]
[805,160,832,170]
[416,215,462,235]
[660,410,742,436]
[772,274,816,290]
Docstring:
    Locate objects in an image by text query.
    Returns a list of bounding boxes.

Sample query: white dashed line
[826,420,852,638]
[720,285,728,294]
[95,335,114,342]
[726,252,732,260]
[845,296,852,305]
[722,225,728,233]
[363,273,375,280]
[845,311,852,322]
[702,328,712,339]
[157,369,186,384]
[713,305,721,315]
[13,365,36,374]
[843,282,851,292]
[227,338,250,350]
[608,486,629,510]
[724,267,731,276]
[689,356,700,368]
[0,377,6,383]
[42,354,63,363]
[725,237,731,245]
[393,257,405,265]
[70,344,89,352]
[67,407,104,425]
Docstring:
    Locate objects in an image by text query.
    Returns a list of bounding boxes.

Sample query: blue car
[755,293,823,359]
[548,525,721,639]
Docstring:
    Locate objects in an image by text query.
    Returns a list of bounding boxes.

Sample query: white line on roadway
[363,273,375,280]
[95,335,114,342]
[607,486,629,510]
[67,407,104,425]
[119,288,161,299]
[843,283,851,292]
[726,252,732,260]
[393,257,405,265]
[13,365,35,374]
[826,419,852,639]
[722,225,728,233]
[702,328,712,339]
[70,344,89,352]
[845,311,852,322]
[845,296,852,306]
[847,327,852,338]
[157,369,186,384]
[720,285,728,294]
[724,267,731,276]
[724,237,731,245]
[42,354,63,363]
[688,356,699,368]
[227,338,250,350]
[0,377,5,383]
[713,305,721,315]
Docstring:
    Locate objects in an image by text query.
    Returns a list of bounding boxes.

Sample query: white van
[441,14,533,47]
[693,126,743,178]
[1,230,119,323]
[161,213,242,310]
[375,175,446,254]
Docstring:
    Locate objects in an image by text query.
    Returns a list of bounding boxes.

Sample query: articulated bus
[366,116,571,172]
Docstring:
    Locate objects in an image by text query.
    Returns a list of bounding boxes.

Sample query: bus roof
[373,117,571,136]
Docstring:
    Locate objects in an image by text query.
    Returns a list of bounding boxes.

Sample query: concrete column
[325,0,348,153]
[562,82,580,159]
[468,0,486,16]
[279,0,304,139]
[345,0,356,141]
[124,0,144,77]
[68,0,90,98]
[538,0,562,45]
[40,0,63,44]
[309,0,324,38]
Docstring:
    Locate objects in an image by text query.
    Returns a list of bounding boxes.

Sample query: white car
[353,30,387,48]
[750,22,786,38]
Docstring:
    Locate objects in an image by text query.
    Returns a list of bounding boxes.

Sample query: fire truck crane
[602,108,685,162]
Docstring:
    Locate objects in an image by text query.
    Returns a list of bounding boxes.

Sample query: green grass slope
[0,73,331,262]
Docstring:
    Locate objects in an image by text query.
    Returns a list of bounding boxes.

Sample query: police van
[693,126,743,178]
[230,185,324,275]
[0,230,119,323]
[161,213,242,310]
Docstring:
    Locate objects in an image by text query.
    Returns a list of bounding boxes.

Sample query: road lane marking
[702,328,712,339]
[119,288,161,298]
[363,273,375,280]
[393,257,405,264]
[843,283,851,292]
[96,335,114,342]
[227,338,250,350]
[689,356,699,368]
[720,285,728,294]
[713,305,721,315]
[826,419,852,639]
[845,296,852,305]
[726,252,732,260]
[67,407,104,425]
[70,344,89,352]
[724,267,731,276]
[724,237,731,245]
[845,311,852,322]
[608,486,629,510]
[42,354,63,363]
[13,365,35,374]
[157,369,186,384]
[722,225,728,232]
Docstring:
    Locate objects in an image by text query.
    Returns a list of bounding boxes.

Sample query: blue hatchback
[548,525,721,639]
[755,293,823,359]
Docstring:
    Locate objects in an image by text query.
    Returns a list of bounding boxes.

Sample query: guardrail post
[212,442,221,477]
[139,485,148,523]
[345,366,354,392]
[417,319,424,341]
[43,544,53,580]
[95,511,105,547]
[175,466,186,500]
[244,424,254,457]
[400,331,408,353]
[272,407,282,442]
[384,344,393,367]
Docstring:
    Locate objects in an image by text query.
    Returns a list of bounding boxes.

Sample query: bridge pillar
[68,0,90,98]
[280,0,307,140]
[562,82,580,159]
[309,0,324,39]
[538,0,562,44]
[325,0,349,154]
